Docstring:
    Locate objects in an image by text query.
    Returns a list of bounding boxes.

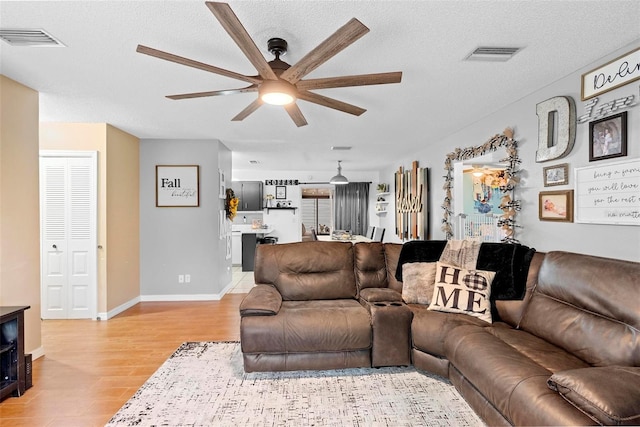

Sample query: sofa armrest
[547,366,640,426]
[359,287,403,303]
[239,285,282,317]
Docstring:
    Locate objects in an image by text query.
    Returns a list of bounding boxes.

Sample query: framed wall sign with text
[156,165,200,207]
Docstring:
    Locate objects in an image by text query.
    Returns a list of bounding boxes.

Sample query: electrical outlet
[185,274,191,283]
[178,274,184,283]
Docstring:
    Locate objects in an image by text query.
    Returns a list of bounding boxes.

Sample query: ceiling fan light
[259,80,296,105]
[329,161,349,185]
[261,91,294,105]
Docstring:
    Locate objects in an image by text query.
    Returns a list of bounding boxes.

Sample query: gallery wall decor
[535,96,576,162]
[539,190,574,222]
[574,158,640,226]
[581,46,640,101]
[156,165,199,207]
[442,128,521,243]
[589,111,627,162]
[395,161,429,240]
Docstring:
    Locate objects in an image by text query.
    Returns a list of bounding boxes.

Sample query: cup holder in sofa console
[369,301,412,367]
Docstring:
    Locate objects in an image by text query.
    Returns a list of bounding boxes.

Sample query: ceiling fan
[136,1,402,127]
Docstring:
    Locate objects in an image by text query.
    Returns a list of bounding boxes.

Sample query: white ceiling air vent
[0,29,65,47]
[331,146,352,151]
[465,46,521,62]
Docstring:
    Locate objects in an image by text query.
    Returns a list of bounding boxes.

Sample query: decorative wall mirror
[441,128,521,243]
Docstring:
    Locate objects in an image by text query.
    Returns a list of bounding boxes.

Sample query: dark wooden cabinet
[0,306,30,402]
[231,181,263,211]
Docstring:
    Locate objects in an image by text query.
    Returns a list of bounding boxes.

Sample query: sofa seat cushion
[444,324,589,425]
[241,300,371,354]
[486,325,590,373]
[548,366,640,426]
[410,305,487,357]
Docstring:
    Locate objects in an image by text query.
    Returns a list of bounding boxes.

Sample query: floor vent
[465,46,521,62]
[0,28,65,47]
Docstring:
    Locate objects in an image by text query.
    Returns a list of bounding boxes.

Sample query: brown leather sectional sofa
[239,241,640,426]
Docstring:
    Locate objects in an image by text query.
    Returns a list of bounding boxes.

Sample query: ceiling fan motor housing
[267,37,288,57]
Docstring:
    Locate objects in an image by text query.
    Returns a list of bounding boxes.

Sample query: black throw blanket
[395,240,536,301]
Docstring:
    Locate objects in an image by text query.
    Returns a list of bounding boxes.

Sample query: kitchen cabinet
[231,231,242,265]
[231,181,263,211]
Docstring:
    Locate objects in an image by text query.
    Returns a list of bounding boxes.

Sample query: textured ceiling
[2,1,639,174]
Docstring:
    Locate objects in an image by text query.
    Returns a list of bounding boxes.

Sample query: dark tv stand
[0,306,30,402]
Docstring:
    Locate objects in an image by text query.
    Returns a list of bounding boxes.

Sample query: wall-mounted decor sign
[265,179,299,185]
[275,186,287,199]
[395,161,429,240]
[589,111,627,162]
[535,96,576,162]
[575,158,640,226]
[539,190,574,222]
[156,165,199,207]
[581,46,640,101]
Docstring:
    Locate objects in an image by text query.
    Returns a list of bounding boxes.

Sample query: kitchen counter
[232,225,274,234]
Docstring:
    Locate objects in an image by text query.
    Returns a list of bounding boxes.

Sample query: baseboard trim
[140,293,223,302]
[28,346,45,361]
[97,296,141,320]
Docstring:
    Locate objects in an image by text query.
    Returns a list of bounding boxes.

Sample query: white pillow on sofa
[401,262,437,304]
[427,262,495,323]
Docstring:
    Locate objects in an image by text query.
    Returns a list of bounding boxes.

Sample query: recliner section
[240,241,640,426]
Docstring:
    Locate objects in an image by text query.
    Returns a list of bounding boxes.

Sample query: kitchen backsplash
[232,212,263,225]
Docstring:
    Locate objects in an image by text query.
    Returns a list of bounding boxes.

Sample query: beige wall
[40,123,140,314]
[0,75,42,354]
[105,125,140,310]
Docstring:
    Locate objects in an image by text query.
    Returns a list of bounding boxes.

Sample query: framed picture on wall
[156,165,199,207]
[539,190,574,222]
[218,169,226,199]
[276,185,286,199]
[543,163,569,186]
[589,112,627,162]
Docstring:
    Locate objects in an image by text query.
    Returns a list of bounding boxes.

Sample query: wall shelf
[264,207,298,213]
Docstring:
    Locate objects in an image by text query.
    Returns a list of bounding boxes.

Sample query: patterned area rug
[107,342,485,427]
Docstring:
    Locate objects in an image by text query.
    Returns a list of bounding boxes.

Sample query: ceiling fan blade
[297,91,366,116]
[280,18,369,84]
[137,45,261,85]
[284,103,308,127]
[206,2,278,81]
[167,85,258,100]
[232,98,263,121]
[296,71,402,91]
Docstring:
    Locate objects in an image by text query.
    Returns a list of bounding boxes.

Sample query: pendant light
[329,161,349,185]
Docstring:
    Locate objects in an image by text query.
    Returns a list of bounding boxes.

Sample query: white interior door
[40,151,97,319]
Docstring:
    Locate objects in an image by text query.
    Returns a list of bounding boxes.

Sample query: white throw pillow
[427,261,496,323]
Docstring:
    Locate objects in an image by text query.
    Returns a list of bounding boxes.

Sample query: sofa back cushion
[384,243,403,293]
[254,241,357,300]
[354,242,387,290]
[519,251,640,367]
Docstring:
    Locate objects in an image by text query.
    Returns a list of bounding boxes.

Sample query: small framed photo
[543,163,569,187]
[539,190,574,222]
[589,112,627,162]
[156,165,199,207]
[275,185,286,199]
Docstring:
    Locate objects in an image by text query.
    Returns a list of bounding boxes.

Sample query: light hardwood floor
[0,295,246,427]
